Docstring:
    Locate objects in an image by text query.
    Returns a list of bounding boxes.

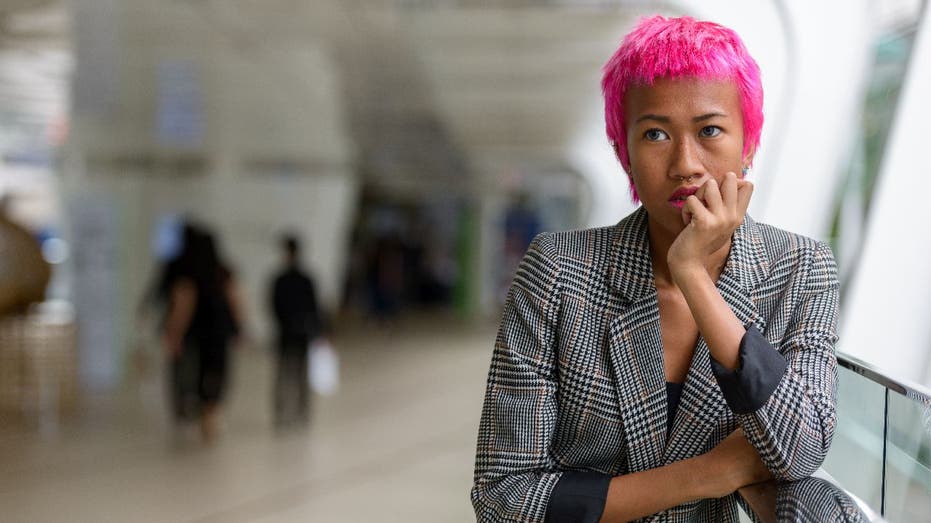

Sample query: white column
[839,4,931,385]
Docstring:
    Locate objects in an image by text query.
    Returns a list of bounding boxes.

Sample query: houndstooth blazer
[776,477,866,522]
[472,207,839,522]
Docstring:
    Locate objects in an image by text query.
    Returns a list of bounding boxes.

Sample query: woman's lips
[668,186,700,208]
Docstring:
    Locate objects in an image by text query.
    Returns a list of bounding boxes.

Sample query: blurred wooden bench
[0,306,77,426]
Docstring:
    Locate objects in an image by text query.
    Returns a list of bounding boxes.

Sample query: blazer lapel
[664,336,727,462]
[715,214,769,331]
[605,208,668,472]
[664,216,770,461]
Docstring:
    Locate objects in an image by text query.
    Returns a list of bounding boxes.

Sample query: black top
[184,270,237,345]
[270,266,320,346]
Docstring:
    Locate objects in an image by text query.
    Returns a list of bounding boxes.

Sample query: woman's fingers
[682,194,712,226]
[700,177,724,213]
[713,172,752,226]
[736,179,754,219]
[684,173,753,229]
[721,172,738,210]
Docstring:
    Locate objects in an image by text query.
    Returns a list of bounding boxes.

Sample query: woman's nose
[669,138,705,181]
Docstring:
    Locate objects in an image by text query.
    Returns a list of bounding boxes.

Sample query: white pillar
[839,4,931,385]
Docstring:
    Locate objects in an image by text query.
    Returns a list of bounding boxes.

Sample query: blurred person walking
[269,234,322,428]
[162,227,244,442]
[156,221,201,425]
[139,221,201,424]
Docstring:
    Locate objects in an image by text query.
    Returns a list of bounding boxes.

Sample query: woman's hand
[738,481,779,523]
[696,427,772,499]
[668,172,753,280]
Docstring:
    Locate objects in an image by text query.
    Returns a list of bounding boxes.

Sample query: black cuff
[711,325,788,414]
[545,471,612,523]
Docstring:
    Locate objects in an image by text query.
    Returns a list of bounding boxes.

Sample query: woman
[163,228,245,442]
[471,16,839,522]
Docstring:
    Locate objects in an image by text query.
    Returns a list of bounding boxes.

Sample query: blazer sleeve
[471,233,564,522]
[733,241,840,481]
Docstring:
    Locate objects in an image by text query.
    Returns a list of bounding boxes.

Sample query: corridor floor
[0,317,495,522]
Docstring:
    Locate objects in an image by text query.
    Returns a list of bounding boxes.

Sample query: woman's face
[624,77,752,237]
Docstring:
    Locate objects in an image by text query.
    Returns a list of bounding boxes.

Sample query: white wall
[839,4,931,386]
[568,102,639,228]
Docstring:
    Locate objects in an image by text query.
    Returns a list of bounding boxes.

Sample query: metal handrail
[836,351,931,405]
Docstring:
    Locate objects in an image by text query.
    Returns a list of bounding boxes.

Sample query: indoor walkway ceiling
[3,0,661,194]
[314,1,645,190]
[211,0,648,193]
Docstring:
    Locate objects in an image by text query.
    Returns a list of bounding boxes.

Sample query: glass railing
[738,472,882,522]
[822,352,931,521]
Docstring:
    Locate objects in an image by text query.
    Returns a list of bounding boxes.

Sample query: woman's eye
[644,129,669,141]
[700,126,722,138]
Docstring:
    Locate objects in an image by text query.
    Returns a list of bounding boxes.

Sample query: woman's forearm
[600,428,772,522]
[599,455,711,522]
[672,266,744,370]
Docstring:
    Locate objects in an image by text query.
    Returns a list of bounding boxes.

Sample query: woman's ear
[741,146,757,178]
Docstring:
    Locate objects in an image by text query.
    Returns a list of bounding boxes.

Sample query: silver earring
[741,166,749,177]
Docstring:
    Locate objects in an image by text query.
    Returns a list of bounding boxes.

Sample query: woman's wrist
[678,454,723,500]
[689,446,750,499]
[669,261,711,291]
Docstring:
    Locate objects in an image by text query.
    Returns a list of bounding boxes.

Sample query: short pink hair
[602,16,763,197]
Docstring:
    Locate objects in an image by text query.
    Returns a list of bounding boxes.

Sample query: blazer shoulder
[754,222,832,257]
[543,225,617,265]
[754,222,838,290]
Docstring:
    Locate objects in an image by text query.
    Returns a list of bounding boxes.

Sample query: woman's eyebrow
[634,112,727,124]
[693,112,727,122]
[635,114,670,124]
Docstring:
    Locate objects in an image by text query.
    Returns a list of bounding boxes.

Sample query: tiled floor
[0,317,495,522]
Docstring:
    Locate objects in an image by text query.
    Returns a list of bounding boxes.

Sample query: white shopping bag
[308,339,339,396]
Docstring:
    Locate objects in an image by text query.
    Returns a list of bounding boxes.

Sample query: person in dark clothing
[162,228,244,442]
[142,221,203,423]
[269,234,321,427]
[136,220,204,424]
